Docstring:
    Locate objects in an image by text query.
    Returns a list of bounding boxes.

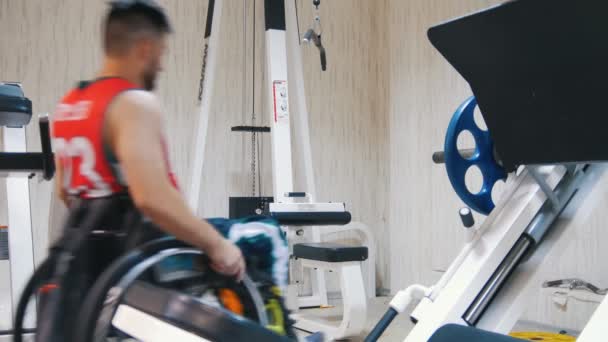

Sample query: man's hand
[208,239,246,282]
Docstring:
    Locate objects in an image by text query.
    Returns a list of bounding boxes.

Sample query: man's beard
[143,71,157,91]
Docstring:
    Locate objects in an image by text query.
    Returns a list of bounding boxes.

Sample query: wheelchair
[13,196,296,342]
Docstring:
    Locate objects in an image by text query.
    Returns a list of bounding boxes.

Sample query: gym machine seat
[270,211,352,226]
[292,242,368,340]
[113,281,290,342]
[268,202,352,226]
[293,243,368,263]
[428,324,524,342]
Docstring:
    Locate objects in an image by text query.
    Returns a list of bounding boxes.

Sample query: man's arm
[53,155,70,207]
[106,90,244,279]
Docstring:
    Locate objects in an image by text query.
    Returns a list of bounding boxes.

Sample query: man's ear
[136,38,154,60]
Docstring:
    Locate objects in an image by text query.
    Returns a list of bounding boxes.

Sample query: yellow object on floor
[510,332,576,341]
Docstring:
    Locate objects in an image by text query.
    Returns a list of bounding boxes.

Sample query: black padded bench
[291,242,369,338]
[270,211,352,226]
[293,243,368,262]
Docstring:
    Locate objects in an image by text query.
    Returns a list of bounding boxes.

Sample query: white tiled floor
[295,297,578,341]
[296,297,414,341]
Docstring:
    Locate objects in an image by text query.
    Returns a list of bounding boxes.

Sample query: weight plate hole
[474,106,488,131]
[457,130,477,160]
[491,179,506,205]
[465,165,483,194]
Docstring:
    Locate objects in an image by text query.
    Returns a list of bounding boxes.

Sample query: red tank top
[52,77,178,198]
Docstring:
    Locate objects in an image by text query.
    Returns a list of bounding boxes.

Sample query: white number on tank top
[53,137,111,197]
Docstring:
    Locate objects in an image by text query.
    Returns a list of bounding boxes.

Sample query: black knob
[459,207,475,228]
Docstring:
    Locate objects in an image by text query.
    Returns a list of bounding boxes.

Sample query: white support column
[4,127,36,328]
[285,0,317,202]
[338,263,368,337]
[265,31,294,204]
[284,2,327,305]
[188,0,224,213]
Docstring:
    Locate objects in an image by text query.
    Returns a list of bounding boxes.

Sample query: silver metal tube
[463,236,532,325]
[463,166,586,326]
[525,168,583,243]
[432,149,476,164]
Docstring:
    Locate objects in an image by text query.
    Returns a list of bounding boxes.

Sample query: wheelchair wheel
[74,237,293,342]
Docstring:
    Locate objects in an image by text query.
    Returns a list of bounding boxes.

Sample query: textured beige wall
[385,0,503,293]
[0,0,390,294]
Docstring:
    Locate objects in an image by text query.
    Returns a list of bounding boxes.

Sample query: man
[52,0,245,279]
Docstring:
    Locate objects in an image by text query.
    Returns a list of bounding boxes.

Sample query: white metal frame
[265,0,373,322]
[379,164,608,342]
[282,0,375,301]
[113,305,211,342]
[187,1,374,338]
[404,166,564,341]
[188,0,224,211]
[4,126,37,330]
[292,259,367,340]
[188,0,375,307]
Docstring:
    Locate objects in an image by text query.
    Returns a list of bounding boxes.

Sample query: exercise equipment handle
[432,148,476,164]
[459,207,475,228]
[39,115,55,180]
[364,308,398,342]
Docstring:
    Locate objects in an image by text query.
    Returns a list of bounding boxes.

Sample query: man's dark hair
[104,0,172,56]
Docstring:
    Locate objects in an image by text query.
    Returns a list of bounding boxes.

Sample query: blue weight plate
[443,96,506,215]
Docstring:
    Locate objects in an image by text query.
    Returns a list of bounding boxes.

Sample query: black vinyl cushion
[427,0,608,171]
[429,324,525,342]
[0,83,32,127]
[293,243,368,262]
[270,211,352,226]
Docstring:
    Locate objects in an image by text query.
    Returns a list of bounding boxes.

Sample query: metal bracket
[528,166,560,209]
[543,278,608,295]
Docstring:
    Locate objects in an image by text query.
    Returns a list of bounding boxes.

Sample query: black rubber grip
[231,126,271,133]
[365,308,398,342]
[459,207,475,228]
[39,116,55,180]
